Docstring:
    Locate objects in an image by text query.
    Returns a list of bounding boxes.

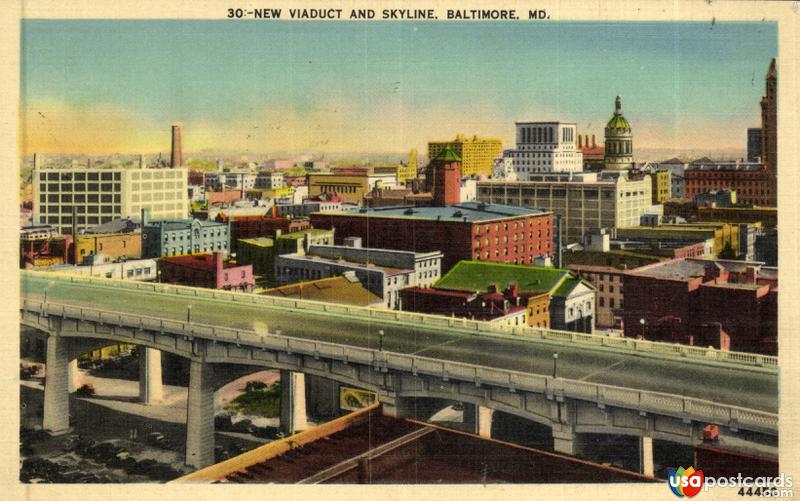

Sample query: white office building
[499,122,583,179]
[33,163,189,234]
[477,171,653,244]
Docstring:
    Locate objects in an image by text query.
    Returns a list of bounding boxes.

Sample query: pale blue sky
[20,20,777,155]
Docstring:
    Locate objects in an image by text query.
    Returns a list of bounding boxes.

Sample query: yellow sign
[339,386,377,411]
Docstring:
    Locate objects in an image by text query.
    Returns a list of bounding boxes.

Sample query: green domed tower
[604,96,633,170]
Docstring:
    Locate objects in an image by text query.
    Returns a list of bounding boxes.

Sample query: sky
[19,20,777,157]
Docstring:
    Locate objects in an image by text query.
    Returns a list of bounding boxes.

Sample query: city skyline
[20,20,776,156]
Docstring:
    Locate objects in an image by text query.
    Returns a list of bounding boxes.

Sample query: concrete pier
[185,360,214,469]
[280,370,308,435]
[138,347,163,404]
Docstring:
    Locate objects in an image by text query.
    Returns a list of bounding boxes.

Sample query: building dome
[605,96,631,131]
[603,96,634,170]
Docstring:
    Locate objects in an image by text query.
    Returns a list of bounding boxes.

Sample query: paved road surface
[21,274,778,413]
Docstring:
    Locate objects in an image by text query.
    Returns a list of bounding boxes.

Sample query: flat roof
[279,253,411,276]
[319,201,547,223]
[435,260,570,295]
[262,276,382,306]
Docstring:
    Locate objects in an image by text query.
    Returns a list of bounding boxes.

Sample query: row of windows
[162,242,227,255]
[130,170,183,180]
[40,172,120,181]
[598,297,622,308]
[40,204,120,214]
[474,219,549,234]
[40,182,121,192]
[475,231,548,245]
[315,185,360,193]
[47,215,113,225]
[473,244,547,256]
[126,267,152,278]
[40,194,120,204]
[131,182,184,191]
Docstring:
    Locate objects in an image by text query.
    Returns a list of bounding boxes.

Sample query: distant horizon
[20,20,776,157]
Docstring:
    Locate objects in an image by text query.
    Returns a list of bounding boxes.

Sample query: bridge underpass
[20,272,780,473]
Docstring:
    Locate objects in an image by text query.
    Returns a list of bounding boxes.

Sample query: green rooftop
[434,260,570,295]
[431,145,462,163]
[606,115,631,130]
[239,237,274,248]
[552,276,589,298]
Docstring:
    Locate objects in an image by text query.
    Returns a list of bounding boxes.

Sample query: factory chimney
[171,123,183,168]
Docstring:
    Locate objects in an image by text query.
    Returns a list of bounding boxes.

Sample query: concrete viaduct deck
[20,271,779,472]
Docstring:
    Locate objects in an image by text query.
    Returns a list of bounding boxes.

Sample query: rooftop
[686,162,764,172]
[434,260,570,295]
[261,275,382,306]
[145,219,226,231]
[279,253,411,276]
[238,237,274,248]
[627,258,775,285]
[320,201,546,222]
[176,406,653,484]
[159,253,246,272]
[278,228,334,240]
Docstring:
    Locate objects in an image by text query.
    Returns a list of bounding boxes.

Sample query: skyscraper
[760,59,777,206]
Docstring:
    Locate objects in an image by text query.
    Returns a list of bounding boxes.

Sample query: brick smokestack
[171,123,183,168]
[214,251,224,289]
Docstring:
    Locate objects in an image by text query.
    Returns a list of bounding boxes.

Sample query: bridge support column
[463,404,494,438]
[43,335,71,435]
[640,436,654,477]
[305,374,339,420]
[552,429,580,456]
[68,359,82,393]
[185,360,214,469]
[138,348,163,404]
[280,371,307,435]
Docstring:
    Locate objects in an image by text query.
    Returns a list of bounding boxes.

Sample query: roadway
[21,274,778,413]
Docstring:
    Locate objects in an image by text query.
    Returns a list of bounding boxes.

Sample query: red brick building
[158,251,254,291]
[310,202,552,273]
[311,152,553,272]
[623,258,777,354]
[684,163,771,207]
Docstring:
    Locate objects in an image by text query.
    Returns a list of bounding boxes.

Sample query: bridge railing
[22,298,778,436]
[22,270,779,369]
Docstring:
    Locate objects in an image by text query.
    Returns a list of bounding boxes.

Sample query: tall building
[747,128,762,162]
[500,122,583,178]
[428,134,502,178]
[604,96,633,170]
[32,161,189,234]
[477,171,653,245]
[397,149,418,184]
[171,123,183,168]
[760,59,777,206]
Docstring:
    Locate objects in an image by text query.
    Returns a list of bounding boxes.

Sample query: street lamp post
[639,318,647,339]
[187,304,193,324]
[378,330,385,352]
[552,353,559,379]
